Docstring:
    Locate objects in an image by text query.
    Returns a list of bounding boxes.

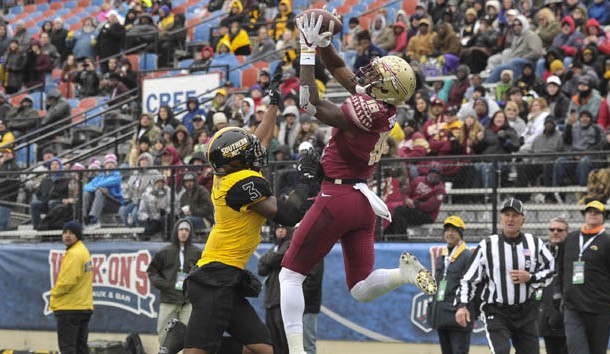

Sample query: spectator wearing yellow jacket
[50,221,93,354]
[270,0,295,41]
[221,19,252,56]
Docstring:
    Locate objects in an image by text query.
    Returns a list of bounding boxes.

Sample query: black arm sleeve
[226,176,272,212]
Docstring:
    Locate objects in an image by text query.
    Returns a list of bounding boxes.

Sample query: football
[297,9,343,35]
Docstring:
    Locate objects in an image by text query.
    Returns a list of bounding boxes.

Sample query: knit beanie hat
[550,59,564,73]
[104,153,118,166]
[63,221,83,240]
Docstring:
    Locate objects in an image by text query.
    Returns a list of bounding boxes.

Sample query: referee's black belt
[323,176,367,185]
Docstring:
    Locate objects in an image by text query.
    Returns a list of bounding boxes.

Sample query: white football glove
[296,12,333,49]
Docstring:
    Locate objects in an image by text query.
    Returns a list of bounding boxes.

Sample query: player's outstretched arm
[319,44,357,95]
[297,13,351,130]
[254,73,281,148]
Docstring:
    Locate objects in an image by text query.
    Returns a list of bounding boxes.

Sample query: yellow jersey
[197,169,272,269]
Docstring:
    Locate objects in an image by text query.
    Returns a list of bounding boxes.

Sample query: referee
[455,198,555,354]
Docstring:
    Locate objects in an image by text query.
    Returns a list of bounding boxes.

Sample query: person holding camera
[73,57,101,97]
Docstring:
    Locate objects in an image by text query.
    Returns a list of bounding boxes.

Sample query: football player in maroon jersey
[279,12,437,354]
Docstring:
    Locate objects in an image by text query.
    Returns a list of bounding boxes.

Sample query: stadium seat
[252,61,269,70]
[50,2,62,10]
[10,92,27,106]
[56,9,70,16]
[336,4,352,15]
[31,93,44,110]
[79,97,98,110]
[45,83,58,94]
[85,106,105,127]
[139,53,158,71]
[269,59,282,75]
[58,82,75,99]
[125,54,140,72]
[9,6,22,15]
[193,25,210,43]
[69,23,80,31]
[91,0,104,6]
[240,67,259,88]
[67,98,79,109]
[24,4,36,13]
[179,58,194,68]
[36,3,50,11]
[77,0,89,7]
[71,107,85,125]
[64,1,77,9]
[65,17,80,26]
[15,143,37,168]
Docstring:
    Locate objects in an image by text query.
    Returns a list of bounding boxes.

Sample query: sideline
[0,329,538,354]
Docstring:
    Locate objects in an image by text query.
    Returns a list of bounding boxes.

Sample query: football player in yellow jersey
[184,76,320,354]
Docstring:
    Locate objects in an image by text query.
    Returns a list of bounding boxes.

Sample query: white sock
[350,269,405,302]
[279,268,307,354]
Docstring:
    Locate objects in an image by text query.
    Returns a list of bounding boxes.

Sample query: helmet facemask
[354,56,415,105]
[208,128,268,175]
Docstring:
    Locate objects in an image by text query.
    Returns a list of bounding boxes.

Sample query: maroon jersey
[321,94,397,180]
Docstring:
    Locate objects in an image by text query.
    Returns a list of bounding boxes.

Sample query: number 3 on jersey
[242,181,262,201]
[368,131,391,166]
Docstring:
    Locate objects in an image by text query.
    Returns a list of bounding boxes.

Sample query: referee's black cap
[501,198,524,215]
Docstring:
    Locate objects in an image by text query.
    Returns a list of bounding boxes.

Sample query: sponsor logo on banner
[42,250,157,318]
[410,245,485,333]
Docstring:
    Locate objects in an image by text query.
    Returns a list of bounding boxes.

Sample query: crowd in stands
[3,0,610,233]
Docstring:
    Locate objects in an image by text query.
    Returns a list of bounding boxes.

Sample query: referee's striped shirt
[458,232,555,307]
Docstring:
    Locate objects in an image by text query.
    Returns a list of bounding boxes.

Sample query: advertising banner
[141,72,220,114]
[0,242,491,344]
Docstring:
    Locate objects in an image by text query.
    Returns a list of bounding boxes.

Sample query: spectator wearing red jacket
[551,16,584,60]
[385,165,446,235]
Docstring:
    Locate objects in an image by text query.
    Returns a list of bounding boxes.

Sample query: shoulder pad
[226,175,272,211]
[342,94,396,133]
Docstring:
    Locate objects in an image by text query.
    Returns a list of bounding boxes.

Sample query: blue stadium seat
[85,106,105,127]
[194,25,210,42]
[64,1,77,9]
[269,59,282,75]
[91,0,104,6]
[179,58,194,68]
[37,3,50,12]
[352,4,366,13]
[45,83,58,95]
[56,9,70,16]
[26,27,38,36]
[9,6,22,15]
[65,17,80,26]
[139,53,157,70]
[16,144,37,168]
[293,0,309,9]
[67,98,80,109]
[4,13,15,21]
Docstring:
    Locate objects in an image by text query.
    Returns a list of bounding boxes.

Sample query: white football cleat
[399,252,437,295]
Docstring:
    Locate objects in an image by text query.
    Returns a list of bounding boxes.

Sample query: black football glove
[297,148,321,182]
[268,72,283,106]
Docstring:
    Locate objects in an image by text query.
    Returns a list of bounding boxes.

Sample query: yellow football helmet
[355,55,417,105]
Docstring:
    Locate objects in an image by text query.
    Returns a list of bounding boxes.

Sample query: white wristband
[300,53,315,66]
[300,51,316,66]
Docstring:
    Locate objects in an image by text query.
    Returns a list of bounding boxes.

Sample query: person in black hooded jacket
[147,218,202,346]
